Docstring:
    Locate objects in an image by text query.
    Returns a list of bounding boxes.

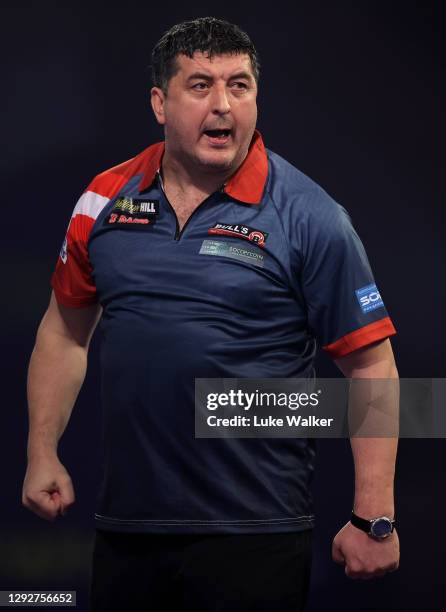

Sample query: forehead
[173,51,254,79]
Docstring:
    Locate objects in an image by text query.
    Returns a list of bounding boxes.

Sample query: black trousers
[89,529,312,612]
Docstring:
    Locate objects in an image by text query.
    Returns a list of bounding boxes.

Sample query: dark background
[2,1,445,610]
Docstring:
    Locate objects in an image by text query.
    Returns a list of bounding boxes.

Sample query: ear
[150,87,166,125]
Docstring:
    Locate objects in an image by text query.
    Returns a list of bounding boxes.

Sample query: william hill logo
[104,197,159,229]
[208,223,268,248]
[112,197,159,216]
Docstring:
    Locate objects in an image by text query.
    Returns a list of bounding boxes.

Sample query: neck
[161,146,245,196]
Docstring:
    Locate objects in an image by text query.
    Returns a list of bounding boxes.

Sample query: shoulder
[85,142,162,199]
[265,148,351,226]
[67,142,162,226]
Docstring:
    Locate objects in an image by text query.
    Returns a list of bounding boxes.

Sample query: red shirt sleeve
[51,190,110,308]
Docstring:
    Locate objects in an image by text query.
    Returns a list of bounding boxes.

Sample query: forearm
[335,339,400,519]
[349,363,399,518]
[351,436,397,517]
[27,328,88,460]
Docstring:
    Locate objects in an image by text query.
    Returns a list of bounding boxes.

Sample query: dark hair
[151,17,260,94]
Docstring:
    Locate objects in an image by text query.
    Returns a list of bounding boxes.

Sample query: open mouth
[203,129,232,140]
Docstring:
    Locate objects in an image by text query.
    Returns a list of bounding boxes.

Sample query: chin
[197,153,234,171]
[195,159,232,172]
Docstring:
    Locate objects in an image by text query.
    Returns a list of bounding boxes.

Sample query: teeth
[205,130,230,137]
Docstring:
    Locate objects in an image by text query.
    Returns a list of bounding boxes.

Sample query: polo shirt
[51,129,396,534]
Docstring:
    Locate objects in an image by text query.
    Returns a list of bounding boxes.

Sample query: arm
[22,290,102,521]
[331,338,400,579]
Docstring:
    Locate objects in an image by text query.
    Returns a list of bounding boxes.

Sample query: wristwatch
[351,511,395,539]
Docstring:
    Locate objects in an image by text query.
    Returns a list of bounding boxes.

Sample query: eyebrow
[186,71,254,83]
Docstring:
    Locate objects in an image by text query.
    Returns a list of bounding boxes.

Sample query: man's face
[151,51,258,175]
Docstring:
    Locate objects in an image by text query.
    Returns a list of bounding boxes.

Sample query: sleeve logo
[355,283,385,313]
[59,235,68,264]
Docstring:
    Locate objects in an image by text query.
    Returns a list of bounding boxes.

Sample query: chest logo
[104,197,159,228]
[208,223,268,247]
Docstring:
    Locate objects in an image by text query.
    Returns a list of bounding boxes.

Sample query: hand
[332,521,399,579]
[22,455,75,521]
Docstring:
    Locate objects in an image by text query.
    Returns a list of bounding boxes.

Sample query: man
[22,16,400,612]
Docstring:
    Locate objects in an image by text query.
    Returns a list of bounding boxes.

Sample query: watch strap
[351,511,395,536]
[351,511,373,532]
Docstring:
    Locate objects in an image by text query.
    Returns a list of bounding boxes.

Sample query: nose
[210,83,231,115]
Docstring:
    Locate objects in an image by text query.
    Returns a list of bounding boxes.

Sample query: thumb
[28,489,64,521]
[57,477,76,516]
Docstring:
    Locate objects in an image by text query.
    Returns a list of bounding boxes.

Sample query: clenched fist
[22,455,75,521]
[332,521,400,579]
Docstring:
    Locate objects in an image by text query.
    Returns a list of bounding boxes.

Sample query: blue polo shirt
[51,130,396,534]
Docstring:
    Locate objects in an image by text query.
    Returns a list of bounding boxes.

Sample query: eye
[192,82,208,90]
[231,82,248,89]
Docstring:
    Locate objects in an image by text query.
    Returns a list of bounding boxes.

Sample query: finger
[331,542,345,565]
[50,492,66,516]
[58,478,75,513]
[348,568,389,580]
[361,569,388,580]
[345,566,361,579]
[377,563,399,576]
[373,570,388,579]
[26,495,59,521]
[345,564,371,580]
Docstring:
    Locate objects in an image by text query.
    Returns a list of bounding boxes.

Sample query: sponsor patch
[199,239,265,268]
[104,197,159,229]
[355,283,384,313]
[208,223,268,248]
[59,235,68,264]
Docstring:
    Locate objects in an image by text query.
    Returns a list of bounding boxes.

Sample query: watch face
[371,518,392,538]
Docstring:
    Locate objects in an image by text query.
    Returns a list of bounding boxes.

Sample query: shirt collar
[138,129,268,205]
